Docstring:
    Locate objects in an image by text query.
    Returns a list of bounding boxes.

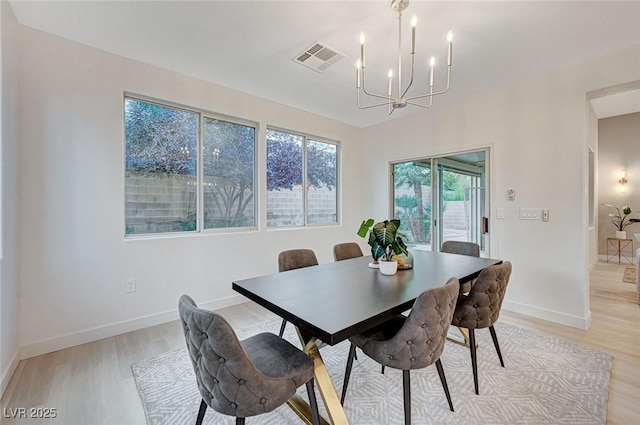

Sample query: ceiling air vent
[293,42,345,73]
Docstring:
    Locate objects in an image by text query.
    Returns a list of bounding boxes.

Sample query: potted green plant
[602,204,635,239]
[357,218,410,275]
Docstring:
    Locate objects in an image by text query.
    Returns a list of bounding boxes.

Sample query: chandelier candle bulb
[356,60,361,88]
[388,69,393,96]
[360,32,366,68]
[411,16,417,53]
[429,57,435,87]
[447,31,453,66]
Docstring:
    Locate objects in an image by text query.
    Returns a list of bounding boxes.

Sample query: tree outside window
[203,118,255,229]
[266,129,338,227]
[124,97,256,236]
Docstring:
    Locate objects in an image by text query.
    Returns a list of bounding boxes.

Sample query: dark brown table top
[232,249,502,345]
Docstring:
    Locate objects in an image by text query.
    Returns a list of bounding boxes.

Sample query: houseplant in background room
[357,218,412,275]
[602,204,635,239]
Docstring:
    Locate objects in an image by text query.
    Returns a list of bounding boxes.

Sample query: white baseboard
[1,348,19,400]
[19,294,246,360]
[502,300,591,330]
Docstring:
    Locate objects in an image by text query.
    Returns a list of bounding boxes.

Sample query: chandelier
[356,0,453,114]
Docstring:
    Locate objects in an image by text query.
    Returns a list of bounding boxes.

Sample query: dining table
[232,249,502,425]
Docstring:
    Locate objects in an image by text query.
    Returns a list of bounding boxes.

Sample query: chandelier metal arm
[405,99,433,108]
[356,90,395,109]
[360,69,395,101]
[404,86,434,108]
[400,54,416,100]
[405,67,451,101]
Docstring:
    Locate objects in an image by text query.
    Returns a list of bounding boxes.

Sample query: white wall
[0,0,20,395]
[362,44,640,329]
[17,26,364,358]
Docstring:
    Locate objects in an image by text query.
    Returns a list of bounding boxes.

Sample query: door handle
[482,216,489,234]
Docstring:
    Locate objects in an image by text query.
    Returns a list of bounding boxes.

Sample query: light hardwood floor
[2,261,639,425]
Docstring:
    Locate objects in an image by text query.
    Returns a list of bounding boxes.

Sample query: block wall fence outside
[394,185,469,231]
[266,185,337,226]
[125,173,197,234]
[125,174,337,231]
[125,174,467,234]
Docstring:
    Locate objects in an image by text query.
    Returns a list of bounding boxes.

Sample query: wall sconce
[618,170,628,192]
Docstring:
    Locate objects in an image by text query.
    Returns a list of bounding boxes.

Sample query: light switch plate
[519,208,539,220]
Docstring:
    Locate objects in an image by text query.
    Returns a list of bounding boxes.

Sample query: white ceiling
[9,0,640,128]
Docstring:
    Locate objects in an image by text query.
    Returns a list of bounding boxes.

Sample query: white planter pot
[615,230,627,239]
[379,260,398,276]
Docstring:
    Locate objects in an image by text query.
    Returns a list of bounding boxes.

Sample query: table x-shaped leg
[447,326,479,350]
[286,327,349,425]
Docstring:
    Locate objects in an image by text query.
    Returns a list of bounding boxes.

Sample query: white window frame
[124,93,258,237]
[266,126,340,228]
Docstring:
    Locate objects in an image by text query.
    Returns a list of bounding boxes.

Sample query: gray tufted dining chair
[441,241,480,257]
[441,241,481,293]
[277,249,319,337]
[333,242,364,262]
[341,278,460,425]
[332,242,364,361]
[178,295,321,425]
[450,261,512,395]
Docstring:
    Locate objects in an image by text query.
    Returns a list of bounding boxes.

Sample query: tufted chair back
[441,241,480,257]
[278,249,319,272]
[276,249,319,337]
[451,261,512,329]
[342,279,460,419]
[179,295,305,419]
[333,242,364,261]
[357,278,459,370]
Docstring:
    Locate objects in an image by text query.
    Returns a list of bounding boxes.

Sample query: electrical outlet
[125,278,136,293]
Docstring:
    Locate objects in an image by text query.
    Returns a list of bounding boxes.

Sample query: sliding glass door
[392,149,489,255]
[392,159,433,246]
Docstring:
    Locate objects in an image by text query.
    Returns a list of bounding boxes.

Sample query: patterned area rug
[622,267,636,283]
[132,319,612,425]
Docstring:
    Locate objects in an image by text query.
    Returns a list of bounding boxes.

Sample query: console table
[606,238,634,265]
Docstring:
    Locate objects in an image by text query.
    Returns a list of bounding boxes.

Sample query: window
[266,128,338,227]
[124,96,256,236]
[202,117,256,229]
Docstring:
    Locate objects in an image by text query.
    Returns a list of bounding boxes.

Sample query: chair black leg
[469,329,479,395]
[278,319,287,337]
[235,418,245,425]
[435,359,454,412]
[341,343,357,404]
[402,370,411,425]
[489,325,505,367]
[306,379,321,425]
[381,365,385,374]
[196,399,207,425]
